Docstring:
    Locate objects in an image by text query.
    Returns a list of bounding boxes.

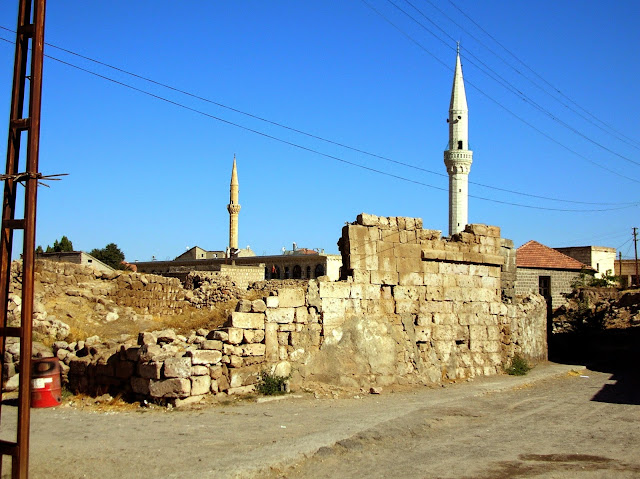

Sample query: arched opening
[314,264,325,278]
[306,266,311,279]
[292,265,302,279]
[284,266,291,279]
[271,265,281,279]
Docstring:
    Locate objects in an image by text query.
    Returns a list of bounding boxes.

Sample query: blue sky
[1,1,639,261]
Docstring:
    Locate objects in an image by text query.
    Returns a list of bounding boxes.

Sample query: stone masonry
[53,213,547,402]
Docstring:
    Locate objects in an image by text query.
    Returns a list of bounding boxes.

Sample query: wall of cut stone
[515,267,581,309]
[10,214,547,401]
[58,213,546,402]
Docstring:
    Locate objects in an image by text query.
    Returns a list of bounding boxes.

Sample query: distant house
[516,240,594,309]
[174,246,255,261]
[36,251,114,274]
[553,246,616,279]
[614,259,639,288]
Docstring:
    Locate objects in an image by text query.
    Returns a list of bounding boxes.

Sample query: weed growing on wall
[505,354,531,376]
[256,371,290,396]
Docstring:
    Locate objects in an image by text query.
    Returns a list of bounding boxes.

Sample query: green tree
[35,245,44,254]
[89,243,125,269]
[43,235,74,253]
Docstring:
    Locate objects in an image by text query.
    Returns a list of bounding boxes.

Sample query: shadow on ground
[550,327,640,405]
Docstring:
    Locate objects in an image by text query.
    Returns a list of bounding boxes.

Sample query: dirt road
[1,361,638,478]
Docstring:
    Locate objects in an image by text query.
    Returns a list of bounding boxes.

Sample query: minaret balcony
[443,150,473,162]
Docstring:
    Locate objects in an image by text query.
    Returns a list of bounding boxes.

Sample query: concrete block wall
[516,267,582,309]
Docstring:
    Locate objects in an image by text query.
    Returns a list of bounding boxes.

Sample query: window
[539,276,551,298]
[457,140,463,149]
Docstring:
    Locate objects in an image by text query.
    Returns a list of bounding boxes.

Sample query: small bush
[505,354,531,376]
[256,371,289,396]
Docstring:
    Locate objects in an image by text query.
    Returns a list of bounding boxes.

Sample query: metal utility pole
[0,1,47,478]
[634,227,639,287]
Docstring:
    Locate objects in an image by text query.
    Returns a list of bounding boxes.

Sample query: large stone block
[265,296,279,308]
[229,365,261,388]
[265,308,295,324]
[242,343,266,357]
[396,256,421,274]
[163,357,192,378]
[149,378,191,398]
[191,375,211,396]
[399,272,424,286]
[432,313,456,325]
[230,312,265,330]
[189,350,223,365]
[131,377,150,395]
[319,282,351,299]
[244,329,265,343]
[349,254,378,271]
[294,307,309,324]
[356,213,380,226]
[277,289,306,308]
[394,285,422,301]
[265,323,279,362]
[370,270,398,285]
[394,300,417,314]
[363,284,381,300]
[201,340,223,350]
[415,325,432,342]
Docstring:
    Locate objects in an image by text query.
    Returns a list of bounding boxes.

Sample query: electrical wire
[393,0,640,166]
[359,0,640,184]
[447,0,640,151]
[418,0,640,152]
[0,36,638,212]
[0,27,637,205]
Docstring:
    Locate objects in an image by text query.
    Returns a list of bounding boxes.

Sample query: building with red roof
[516,240,594,309]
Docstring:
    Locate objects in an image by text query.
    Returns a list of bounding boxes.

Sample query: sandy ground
[1,360,638,479]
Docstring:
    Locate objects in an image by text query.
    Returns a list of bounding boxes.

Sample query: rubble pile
[184,272,243,306]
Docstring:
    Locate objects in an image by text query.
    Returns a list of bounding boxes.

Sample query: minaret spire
[444,46,473,236]
[227,155,241,255]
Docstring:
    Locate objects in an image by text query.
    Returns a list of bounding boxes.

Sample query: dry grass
[155,301,236,335]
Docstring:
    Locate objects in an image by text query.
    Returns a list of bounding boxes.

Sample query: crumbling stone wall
[30,260,186,315]
[58,214,545,402]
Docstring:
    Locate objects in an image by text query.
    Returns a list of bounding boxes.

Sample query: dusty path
[1,362,638,478]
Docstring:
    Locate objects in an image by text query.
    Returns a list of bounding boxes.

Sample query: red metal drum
[31,358,62,408]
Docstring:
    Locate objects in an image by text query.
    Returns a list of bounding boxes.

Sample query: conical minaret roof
[230,154,239,187]
[449,46,468,112]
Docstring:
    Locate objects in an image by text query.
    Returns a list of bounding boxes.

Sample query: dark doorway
[292,265,302,279]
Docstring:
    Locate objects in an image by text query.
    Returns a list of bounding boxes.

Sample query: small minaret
[444,44,473,236]
[227,155,241,255]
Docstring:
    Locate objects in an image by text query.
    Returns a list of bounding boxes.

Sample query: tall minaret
[227,155,241,255]
[444,44,473,236]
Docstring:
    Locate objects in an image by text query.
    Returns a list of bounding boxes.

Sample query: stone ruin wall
[50,214,545,403]
[3,214,546,402]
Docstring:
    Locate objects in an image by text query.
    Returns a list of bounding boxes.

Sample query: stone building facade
[516,240,592,309]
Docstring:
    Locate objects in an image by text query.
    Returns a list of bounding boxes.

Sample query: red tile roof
[517,240,591,270]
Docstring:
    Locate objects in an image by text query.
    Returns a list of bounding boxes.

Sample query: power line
[359,0,640,184]
[1,29,635,207]
[446,0,640,151]
[0,37,635,213]
[419,0,640,152]
[386,0,640,168]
